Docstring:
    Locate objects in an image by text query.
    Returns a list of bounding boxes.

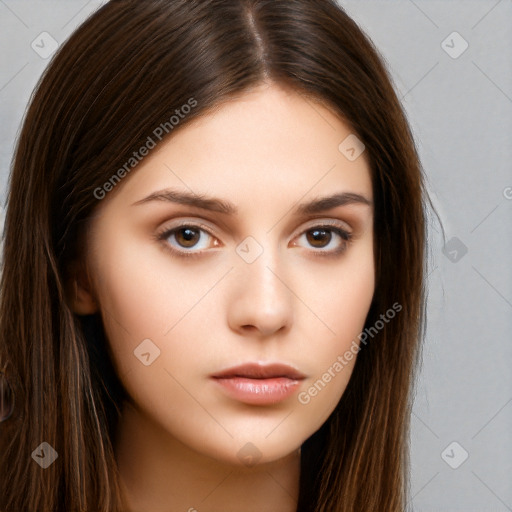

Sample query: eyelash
[154,221,353,260]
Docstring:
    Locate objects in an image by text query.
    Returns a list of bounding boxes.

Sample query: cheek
[89,231,225,376]
[296,236,375,346]
[89,239,231,442]
[292,245,375,417]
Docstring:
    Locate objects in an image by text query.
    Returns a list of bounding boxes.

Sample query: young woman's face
[81,83,374,466]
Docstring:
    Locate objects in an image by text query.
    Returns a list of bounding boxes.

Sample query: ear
[66,260,99,315]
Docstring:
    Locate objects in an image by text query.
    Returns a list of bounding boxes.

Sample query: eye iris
[307,228,332,248]
[176,227,200,247]
[170,227,340,250]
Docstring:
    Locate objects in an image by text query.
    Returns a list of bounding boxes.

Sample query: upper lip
[211,362,306,380]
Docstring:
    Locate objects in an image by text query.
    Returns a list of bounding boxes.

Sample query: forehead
[96,82,373,214]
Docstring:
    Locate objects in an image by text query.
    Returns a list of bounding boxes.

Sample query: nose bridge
[228,233,294,335]
[238,235,287,302]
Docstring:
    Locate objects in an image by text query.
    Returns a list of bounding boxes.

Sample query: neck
[114,402,301,512]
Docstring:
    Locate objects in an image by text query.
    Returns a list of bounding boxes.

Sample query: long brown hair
[0,1,427,510]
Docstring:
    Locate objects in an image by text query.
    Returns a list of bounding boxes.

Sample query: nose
[227,246,294,338]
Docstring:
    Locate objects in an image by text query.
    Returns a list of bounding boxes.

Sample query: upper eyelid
[158,216,353,236]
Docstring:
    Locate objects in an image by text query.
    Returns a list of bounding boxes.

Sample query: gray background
[1,1,511,510]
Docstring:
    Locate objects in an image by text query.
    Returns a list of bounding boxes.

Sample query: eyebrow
[131,188,372,215]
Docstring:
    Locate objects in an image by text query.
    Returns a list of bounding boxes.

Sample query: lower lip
[212,377,301,405]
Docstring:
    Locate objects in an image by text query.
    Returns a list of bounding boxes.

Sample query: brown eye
[295,225,352,256]
[174,227,201,248]
[306,228,332,248]
[156,222,219,258]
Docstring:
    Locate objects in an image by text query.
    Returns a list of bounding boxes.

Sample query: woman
[0,0,427,510]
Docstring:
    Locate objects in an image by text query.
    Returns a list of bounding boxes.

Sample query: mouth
[211,362,306,405]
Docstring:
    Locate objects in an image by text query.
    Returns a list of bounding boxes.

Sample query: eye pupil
[307,229,332,248]
[176,227,200,247]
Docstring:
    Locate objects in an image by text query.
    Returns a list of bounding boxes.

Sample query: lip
[211,362,306,405]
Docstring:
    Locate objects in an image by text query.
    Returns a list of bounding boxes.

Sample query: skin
[70,82,375,512]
